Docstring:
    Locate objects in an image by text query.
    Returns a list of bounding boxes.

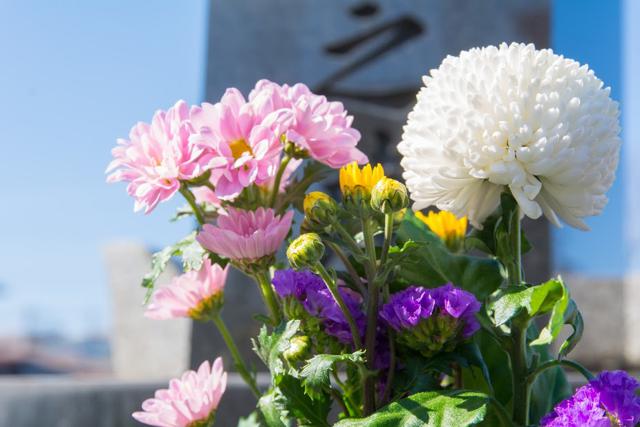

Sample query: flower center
[229,139,253,160]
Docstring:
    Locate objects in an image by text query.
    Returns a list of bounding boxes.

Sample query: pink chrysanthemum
[250,80,368,168]
[106,100,216,214]
[132,358,227,427]
[190,89,283,200]
[197,208,294,262]
[145,259,228,321]
[192,186,222,208]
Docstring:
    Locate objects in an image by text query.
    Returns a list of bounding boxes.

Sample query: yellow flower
[416,210,467,251]
[339,162,385,201]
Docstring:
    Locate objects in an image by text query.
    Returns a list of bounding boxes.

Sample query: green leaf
[557,299,584,358]
[141,232,207,302]
[456,341,494,395]
[395,211,503,299]
[472,330,513,409]
[392,351,440,396]
[334,390,494,427]
[299,351,365,399]
[530,281,569,347]
[252,320,300,376]
[278,374,331,427]
[258,389,289,427]
[237,412,262,427]
[465,195,531,256]
[487,278,564,327]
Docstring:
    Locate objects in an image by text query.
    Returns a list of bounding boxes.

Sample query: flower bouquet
[107,43,639,427]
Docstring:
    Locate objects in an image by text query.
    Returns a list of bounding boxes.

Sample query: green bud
[287,233,325,270]
[284,140,309,159]
[304,192,338,227]
[370,177,409,214]
[283,335,311,362]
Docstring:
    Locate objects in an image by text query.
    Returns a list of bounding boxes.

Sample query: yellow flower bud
[415,210,468,252]
[370,177,409,214]
[339,162,385,204]
[303,192,338,227]
[287,233,325,269]
[283,335,310,362]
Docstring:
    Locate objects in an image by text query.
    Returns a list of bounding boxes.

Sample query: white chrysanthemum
[399,43,621,230]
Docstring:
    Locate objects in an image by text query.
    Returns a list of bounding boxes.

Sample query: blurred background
[0,0,637,425]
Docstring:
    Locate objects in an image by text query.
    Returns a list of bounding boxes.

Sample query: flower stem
[212,314,260,397]
[510,316,530,426]
[362,217,379,415]
[507,209,530,426]
[379,212,396,405]
[527,359,594,385]
[269,154,292,208]
[254,270,283,326]
[379,213,394,267]
[179,184,205,226]
[326,241,367,297]
[381,331,396,405]
[507,205,523,286]
[333,222,367,260]
[314,263,363,349]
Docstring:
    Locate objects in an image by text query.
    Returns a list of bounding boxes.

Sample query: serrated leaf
[395,211,503,299]
[181,239,206,271]
[252,320,300,376]
[141,232,208,302]
[278,374,331,427]
[258,389,289,427]
[334,390,494,427]
[299,351,365,399]
[487,278,564,327]
[237,412,262,427]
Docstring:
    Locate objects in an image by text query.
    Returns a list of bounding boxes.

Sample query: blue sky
[0,1,207,337]
[0,1,634,338]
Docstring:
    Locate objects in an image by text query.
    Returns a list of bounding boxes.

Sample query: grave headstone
[195,0,551,369]
[104,241,191,380]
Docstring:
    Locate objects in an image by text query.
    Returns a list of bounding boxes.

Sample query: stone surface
[0,374,267,427]
[558,274,625,369]
[624,274,640,365]
[104,241,191,380]
[200,0,552,368]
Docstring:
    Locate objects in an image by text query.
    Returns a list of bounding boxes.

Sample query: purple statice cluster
[541,370,640,427]
[272,269,366,345]
[379,284,481,357]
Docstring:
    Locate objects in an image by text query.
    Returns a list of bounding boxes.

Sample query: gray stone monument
[104,241,191,380]
[197,0,551,369]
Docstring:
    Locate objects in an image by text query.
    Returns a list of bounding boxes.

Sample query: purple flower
[380,286,435,330]
[541,370,640,427]
[379,284,481,357]
[592,370,640,426]
[272,269,366,345]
